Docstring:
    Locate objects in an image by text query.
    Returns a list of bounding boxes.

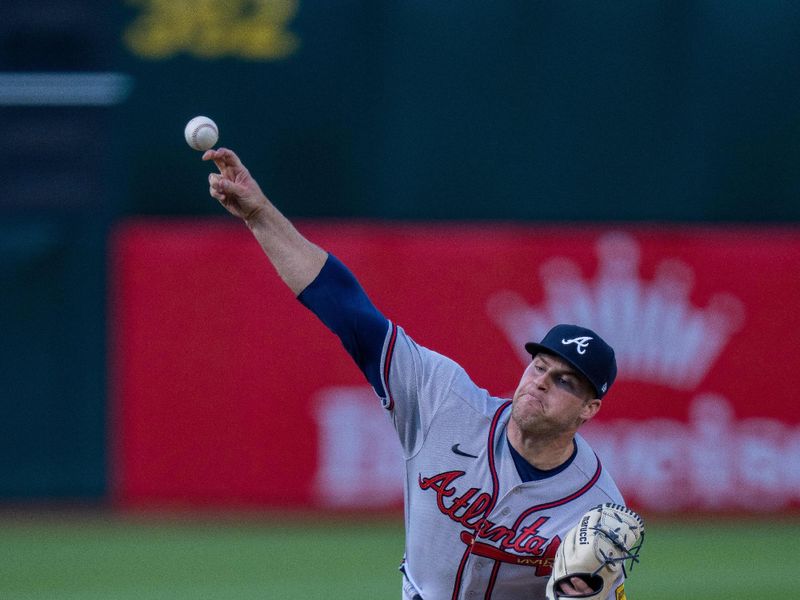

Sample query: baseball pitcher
[203,148,644,599]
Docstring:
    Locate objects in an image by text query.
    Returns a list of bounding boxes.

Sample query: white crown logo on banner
[487,232,744,391]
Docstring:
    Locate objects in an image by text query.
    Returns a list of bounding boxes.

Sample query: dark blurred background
[1,0,799,501]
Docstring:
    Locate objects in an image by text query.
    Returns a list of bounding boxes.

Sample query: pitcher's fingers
[209,184,226,201]
[202,148,224,162]
[208,173,225,196]
[208,173,228,197]
[203,147,242,174]
[560,577,592,595]
[202,148,229,175]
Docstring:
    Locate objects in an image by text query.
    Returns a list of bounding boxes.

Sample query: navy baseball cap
[524,324,617,399]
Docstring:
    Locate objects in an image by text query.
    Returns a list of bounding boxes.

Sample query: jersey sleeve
[380,324,494,456]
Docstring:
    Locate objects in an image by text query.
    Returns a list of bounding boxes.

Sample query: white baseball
[184,116,219,151]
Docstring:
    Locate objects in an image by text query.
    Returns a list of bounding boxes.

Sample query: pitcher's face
[511,353,600,435]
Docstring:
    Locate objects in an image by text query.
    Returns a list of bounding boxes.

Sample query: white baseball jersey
[380,323,626,600]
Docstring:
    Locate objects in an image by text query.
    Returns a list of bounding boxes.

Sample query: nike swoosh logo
[451,443,479,458]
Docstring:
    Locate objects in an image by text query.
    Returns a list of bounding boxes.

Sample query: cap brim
[524,342,599,398]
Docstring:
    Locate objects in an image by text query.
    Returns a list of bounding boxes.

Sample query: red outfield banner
[110,220,800,512]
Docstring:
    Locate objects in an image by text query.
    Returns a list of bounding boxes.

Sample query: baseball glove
[545,503,644,599]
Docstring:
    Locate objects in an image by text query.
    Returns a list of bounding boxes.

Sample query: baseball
[184,116,219,151]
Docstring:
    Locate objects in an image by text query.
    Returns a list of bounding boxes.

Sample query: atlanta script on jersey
[380,324,625,600]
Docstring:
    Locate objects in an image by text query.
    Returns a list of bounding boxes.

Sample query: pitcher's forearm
[246,199,328,296]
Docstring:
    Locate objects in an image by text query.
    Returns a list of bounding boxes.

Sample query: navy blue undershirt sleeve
[297,254,390,396]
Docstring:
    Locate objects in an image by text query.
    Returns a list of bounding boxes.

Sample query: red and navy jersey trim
[382,322,399,410]
[511,455,603,530]
[485,401,512,514]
